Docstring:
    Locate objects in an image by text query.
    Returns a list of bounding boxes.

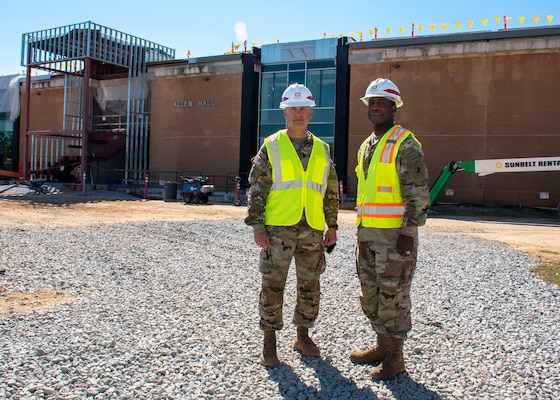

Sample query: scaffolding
[21,21,175,194]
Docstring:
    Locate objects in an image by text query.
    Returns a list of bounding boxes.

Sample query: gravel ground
[1,218,559,399]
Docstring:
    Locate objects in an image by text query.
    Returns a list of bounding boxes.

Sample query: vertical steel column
[140,47,148,178]
[21,22,175,186]
[124,44,132,183]
[23,66,32,180]
[81,57,91,196]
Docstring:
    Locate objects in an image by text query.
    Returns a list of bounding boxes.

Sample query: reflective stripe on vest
[356,125,419,228]
[357,202,406,219]
[264,130,330,230]
[380,128,410,163]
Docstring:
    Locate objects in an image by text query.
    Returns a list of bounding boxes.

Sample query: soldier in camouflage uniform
[349,78,430,380]
[245,83,339,367]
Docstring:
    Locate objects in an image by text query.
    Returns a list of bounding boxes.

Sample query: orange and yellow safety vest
[356,125,421,228]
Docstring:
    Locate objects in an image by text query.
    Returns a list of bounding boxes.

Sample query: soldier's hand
[254,231,271,249]
[396,234,413,257]
[323,227,337,247]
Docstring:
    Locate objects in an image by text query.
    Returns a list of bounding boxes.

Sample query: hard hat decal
[294,92,302,99]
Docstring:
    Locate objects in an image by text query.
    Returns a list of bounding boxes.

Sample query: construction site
[0,21,559,211]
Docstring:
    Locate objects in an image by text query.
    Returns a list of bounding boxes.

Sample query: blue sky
[0,0,557,75]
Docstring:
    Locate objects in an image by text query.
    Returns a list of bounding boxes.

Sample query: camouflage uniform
[356,129,430,338]
[245,132,339,331]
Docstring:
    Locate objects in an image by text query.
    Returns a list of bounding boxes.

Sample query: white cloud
[234,22,248,42]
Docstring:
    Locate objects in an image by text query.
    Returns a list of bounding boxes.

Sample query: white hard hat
[279,83,316,108]
[360,78,403,108]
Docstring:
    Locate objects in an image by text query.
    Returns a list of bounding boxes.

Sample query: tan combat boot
[260,330,280,367]
[293,326,320,357]
[370,337,406,380]
[349,334,389,364]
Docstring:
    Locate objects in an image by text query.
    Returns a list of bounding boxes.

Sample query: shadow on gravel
[430,203,560,221]
[265,355,444,399]
[384,373,443,400]
[305,357,378,398]
[266,356,377,399]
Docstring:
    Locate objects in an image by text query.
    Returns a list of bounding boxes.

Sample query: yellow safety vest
[264,130,331,231]
[355,125,420,228]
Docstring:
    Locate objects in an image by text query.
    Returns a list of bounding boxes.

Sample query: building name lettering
[198,99,214,107]
[173,99,215,108]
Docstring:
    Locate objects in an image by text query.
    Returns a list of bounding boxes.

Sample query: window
[0,112,14,170]
[259,60,336,149]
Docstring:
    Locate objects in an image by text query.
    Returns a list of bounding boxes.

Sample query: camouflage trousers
[356,232,417,338]
[259,223,326,331]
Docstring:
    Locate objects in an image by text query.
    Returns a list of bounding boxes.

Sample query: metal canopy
[22,21,175,72]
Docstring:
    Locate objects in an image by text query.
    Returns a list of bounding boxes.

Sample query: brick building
[1,23,558,208]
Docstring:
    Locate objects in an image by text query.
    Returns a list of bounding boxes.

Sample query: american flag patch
[252,155,263,166]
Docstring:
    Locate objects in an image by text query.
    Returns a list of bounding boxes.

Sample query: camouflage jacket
[244,132,339,234]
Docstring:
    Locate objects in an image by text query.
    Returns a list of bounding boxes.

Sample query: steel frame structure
[21,21,175,194]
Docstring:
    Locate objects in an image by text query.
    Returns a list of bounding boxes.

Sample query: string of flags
[1,14,556,72]
[185,13,555,58]
[325,14,555,41]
